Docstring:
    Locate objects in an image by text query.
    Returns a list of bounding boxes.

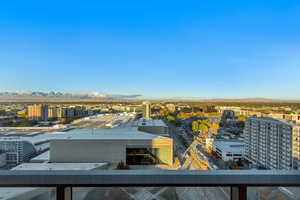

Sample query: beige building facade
[28,104,48,121]
[49,129,173,166]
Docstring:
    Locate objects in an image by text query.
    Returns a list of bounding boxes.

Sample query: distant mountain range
[0,91,299,102]
[197,98,300,103]
[148,97,300,103]
[0,91,142,100]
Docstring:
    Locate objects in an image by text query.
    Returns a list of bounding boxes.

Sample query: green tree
[209,122,219,134]
[160,109,169,116]
[192,121,199,131]
[237,115,246,121]
[199,123,209,134]
[167,115,176,121]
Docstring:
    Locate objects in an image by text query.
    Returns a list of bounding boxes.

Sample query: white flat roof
[31,151,49,162]
[138,119,167,127]
[1,127,170,144]
[0,131,69,143]
[214,140,245,153]
[12,163,108,170]
[50,128,169,141]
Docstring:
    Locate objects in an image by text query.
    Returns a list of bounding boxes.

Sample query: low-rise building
[137,118,169,136]
[0,152,6,167]
[0,138,37,165]
[205,134,214,152]
[49,128,173,166]
[212,140,245,161]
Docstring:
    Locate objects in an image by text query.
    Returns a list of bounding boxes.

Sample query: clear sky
[0,0,299,99]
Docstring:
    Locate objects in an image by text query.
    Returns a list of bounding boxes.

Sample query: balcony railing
[0,170,300,200]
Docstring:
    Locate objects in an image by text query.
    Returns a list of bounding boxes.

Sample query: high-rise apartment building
[244,117,300,170]
[48,106,58,119]
[28,104,48,121]
[293,125,300,169]
[58,107,75,119]
[143,101,151,119]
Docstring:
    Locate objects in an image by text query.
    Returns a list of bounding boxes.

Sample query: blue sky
[0,0,300,99]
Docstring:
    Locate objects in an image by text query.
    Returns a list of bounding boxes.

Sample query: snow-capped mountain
[0,90,141,99]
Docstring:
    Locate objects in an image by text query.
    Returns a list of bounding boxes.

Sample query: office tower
[244,117,294,170]
[143,101,151,119]
[28,104,48,121]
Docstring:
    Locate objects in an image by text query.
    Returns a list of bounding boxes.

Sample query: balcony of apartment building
[0,170,300,200]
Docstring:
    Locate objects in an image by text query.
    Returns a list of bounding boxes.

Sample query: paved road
[165,120,230,200]
[166,121,189,165]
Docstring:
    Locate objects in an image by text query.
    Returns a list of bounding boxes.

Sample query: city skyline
[1,1,300,199]
[0,90,300,101]
[1,1,300,99]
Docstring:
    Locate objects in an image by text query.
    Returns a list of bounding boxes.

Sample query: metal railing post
[231,186,247,200]
[57,186,72,200]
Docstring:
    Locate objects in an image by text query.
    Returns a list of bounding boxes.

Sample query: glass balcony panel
[0,188,56,200]
[73,187,231,200]
[248,187,300,200]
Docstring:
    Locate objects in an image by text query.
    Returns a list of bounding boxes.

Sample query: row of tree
[191,120,219,134]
